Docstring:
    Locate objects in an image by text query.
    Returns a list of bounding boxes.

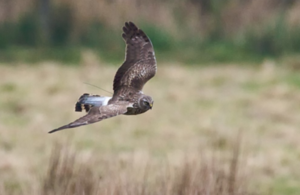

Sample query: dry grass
[1,55,300,194]
[40,140,248,195]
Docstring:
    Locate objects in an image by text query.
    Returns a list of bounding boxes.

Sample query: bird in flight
[49,22,157,133]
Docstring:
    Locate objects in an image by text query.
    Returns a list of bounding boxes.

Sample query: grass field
[1,56,300,194]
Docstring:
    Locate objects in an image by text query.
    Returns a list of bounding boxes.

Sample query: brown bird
[49,22,157,133]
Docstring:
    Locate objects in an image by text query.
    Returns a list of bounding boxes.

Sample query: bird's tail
[75,93,112,112]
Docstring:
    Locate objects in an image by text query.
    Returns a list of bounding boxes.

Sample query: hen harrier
[49,22,156,133]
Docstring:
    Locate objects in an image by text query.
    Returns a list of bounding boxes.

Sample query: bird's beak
[149,103,153,109]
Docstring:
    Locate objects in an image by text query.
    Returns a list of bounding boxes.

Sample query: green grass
[271,177,300,195]
[284,72,300,88]
[0,47,81,64]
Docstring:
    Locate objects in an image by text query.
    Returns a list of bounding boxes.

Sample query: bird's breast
[124,106,147,115]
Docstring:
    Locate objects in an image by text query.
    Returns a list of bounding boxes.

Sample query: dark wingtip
[128,21,136,27]
[75,102,82,112]
[84,105,91,112]
[48,129,58,134]
[122,21,149,43]
[48,124,70,134]
[75,93,93,112]
[48,128,62,134]
[124,21,137,30]
[125,21,131,27]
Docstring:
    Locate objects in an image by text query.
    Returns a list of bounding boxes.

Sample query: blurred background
[1,0,300,195]
[0,0,300,63]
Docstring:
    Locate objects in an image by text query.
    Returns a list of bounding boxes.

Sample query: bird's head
[138,95,153,111]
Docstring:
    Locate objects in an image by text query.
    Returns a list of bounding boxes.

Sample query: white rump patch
[83,96,112,107]
[102,96,111,106]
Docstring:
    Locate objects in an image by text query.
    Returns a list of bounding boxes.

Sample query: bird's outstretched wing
[113,22,157,93]
[49,103,131,133]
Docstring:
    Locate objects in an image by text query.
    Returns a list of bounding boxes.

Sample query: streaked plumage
[49,22,156,133]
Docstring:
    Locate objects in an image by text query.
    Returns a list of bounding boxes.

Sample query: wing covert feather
[113,22,157,93]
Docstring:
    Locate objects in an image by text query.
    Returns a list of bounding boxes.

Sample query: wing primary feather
[50,103,130,133]
[113,21,157,92]
[48,122,86,133]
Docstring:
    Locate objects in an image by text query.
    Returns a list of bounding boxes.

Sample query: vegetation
[1,59,300,194]
[1,1,300,194]
[40,142,247,195]
[0,0,300,63]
